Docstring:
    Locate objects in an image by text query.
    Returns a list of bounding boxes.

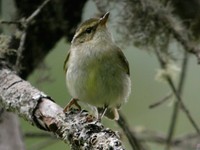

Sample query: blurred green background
[18,1,200,150]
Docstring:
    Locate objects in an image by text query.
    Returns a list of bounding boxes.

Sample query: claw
[63,98,81,113]
[97,107,108,121]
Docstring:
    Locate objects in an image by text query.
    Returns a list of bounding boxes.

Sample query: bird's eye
[85,27,92,34]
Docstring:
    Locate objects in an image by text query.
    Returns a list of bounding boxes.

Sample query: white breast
[66,40,131,108]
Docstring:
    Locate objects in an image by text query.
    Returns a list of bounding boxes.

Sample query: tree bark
[0,0,88,149]
[0,68,125,149]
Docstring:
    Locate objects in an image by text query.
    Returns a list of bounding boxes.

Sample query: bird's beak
[99,12,110,25]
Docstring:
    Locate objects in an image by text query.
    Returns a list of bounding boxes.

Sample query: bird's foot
[97,107,108,122]
[63,98,81,113]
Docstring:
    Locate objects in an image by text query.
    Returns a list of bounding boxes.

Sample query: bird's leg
[97,105,108,121]
[63,98,81,113]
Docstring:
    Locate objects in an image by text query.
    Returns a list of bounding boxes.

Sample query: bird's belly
[66,61,130,108]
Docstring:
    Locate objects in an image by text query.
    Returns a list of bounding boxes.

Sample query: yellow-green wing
[63,50,70,73]
[116,48,130,75]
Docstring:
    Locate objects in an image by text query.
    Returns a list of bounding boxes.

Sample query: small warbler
[63,12,131,120]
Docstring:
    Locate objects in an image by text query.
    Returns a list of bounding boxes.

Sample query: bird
[63,12,131,120]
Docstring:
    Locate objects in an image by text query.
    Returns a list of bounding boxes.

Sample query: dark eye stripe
[73,24,98,41]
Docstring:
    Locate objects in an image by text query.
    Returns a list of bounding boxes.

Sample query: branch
[0,68,125,150]
[14,0,51,72]
[93,0,200,63]
[165,51,189,150]
[134,128,200,150]
[1,0,87,79]
[117,112,146,150]
[1,0,51,73]
[149,92,173,108]
[155,48,200,135]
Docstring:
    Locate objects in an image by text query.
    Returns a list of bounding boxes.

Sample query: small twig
[149,92,173,109]
[26,0,51,23]
[0,20,22,25]
[165,51,189,150]
[167,77,200,131]
[15,31,27,71]
[135,128,200,149]
[1,0,50,27]
[117,111,146,150]
[155,48,200,136]
[13,0,51,72]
